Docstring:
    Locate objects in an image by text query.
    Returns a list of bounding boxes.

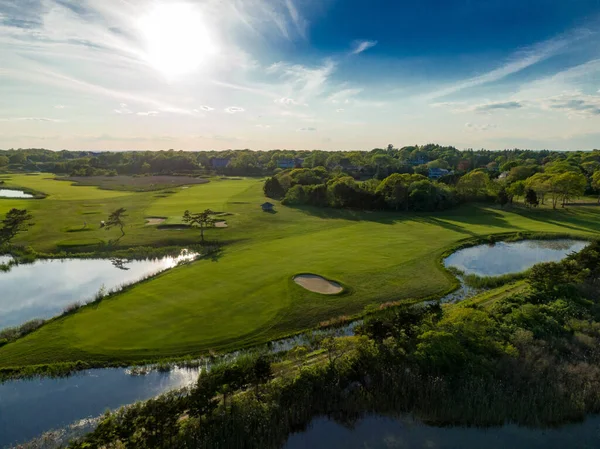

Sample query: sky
[1,0,600,151]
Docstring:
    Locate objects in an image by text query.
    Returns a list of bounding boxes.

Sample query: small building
[210,158,230,169]
[277,159,296,169]
[428,168,450,180]
[498,171,509,180]
[261,202,274,212]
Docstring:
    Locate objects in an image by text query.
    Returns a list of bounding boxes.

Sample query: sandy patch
[215,221,228,228]
[293,274,343,295]
[146,217,166,226]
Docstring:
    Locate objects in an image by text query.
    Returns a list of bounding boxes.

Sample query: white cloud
[199,105,215,111]
[255,124,271,129]
[136,111,159,116]
[275,97,299,105]
[225,106,245,113]
[298,127,317,131]
[336,108,344,112]
[54,104,65,109]
[351,40,377,55]
[465,122,497,131]
[114,103,133,114]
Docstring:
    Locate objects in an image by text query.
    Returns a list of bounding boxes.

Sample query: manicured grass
[63,175,209,192]
[1,175,600,370]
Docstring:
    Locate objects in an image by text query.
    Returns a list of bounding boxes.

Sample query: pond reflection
[444,239,588,277]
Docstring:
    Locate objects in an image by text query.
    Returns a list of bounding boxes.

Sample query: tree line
[3,145,600,182]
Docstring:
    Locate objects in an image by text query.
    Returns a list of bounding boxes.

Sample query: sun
[138,3,217,79]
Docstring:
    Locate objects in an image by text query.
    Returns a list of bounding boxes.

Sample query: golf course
[1,173,600,370]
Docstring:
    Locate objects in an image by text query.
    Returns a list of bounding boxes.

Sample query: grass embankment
[1,173,600,372]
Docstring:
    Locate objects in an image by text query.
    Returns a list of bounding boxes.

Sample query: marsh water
[0,189,33,199]
[444,239,588,277]
[0,240,589,447]
[284,415,600,449]
[0,252,198,330]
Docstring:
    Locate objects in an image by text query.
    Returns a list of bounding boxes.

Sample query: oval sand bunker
[294,274,343,295]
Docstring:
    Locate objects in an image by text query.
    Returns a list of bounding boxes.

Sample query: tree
[457,171,489,198]
[0,209,33,245]
[497,187,509,208]
[183,209,215,242]
[263,176,285,199]
[0,155,9,167]
[525,173,551,205]
[508,180,526,203]
[105,208,127,239]
[592,171,600,203]
[525,188,539,208]
[553,172,587,207]
[375,173,412,210]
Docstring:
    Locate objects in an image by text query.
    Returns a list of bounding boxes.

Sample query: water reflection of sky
[284,415,600,449]
[0,366,201,448]
[0,251,197,330]
[0,189,33,198]
[444,240,588,277]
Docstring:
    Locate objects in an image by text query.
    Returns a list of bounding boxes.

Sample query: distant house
[261,202,274,212]
[498,171,509,180]
[211,158,230,169]
[410,157,428,166]
[428,168,450,180]
[277,158,303,169]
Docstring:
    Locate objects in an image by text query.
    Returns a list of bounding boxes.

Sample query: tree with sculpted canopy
[105,208,127,239]
[183,209,215,243]
[456,171,489,199]
[0,208,33,245]
[592,171,600,203]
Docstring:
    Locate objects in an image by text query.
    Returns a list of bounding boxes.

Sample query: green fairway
[2,175,600,369]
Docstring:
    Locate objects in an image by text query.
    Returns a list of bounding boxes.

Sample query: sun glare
[138,3,217,79]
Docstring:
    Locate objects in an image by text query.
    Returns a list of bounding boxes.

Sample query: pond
[0,322,361,448]
[0,251,197,330]
[284,414,600,449]
[444,239,588,277]
[0,189,34,199]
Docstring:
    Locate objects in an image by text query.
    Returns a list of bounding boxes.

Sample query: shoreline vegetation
[0,232,590,382]
[47,240,600,449]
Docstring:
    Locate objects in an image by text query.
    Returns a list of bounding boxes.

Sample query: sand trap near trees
[293,275,343,295]
[145,217,166,226]
[215,221,228,228]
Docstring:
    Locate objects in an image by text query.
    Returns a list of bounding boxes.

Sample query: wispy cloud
[284,0,307,39]
[474,101,523,112]
[275,97,300,105]
[351,40,377,55]
[199,105,215,111]
[298,127,317,131]
[465,122,497,131]
[424,27,593,100]
[0,117,62,122]
[136,111,159,116]
[225,106,245,114]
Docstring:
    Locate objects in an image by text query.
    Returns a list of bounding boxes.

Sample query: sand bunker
[293,274,343,295]
[145,217,166,226]
[215,221,228,228]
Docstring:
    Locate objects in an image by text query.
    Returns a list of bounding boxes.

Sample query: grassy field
[1,173,600,369]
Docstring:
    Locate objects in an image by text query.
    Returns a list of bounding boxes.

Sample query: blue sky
[1,0,600,151]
